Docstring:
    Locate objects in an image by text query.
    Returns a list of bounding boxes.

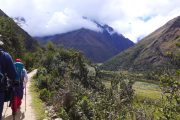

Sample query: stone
[55,118,63,120]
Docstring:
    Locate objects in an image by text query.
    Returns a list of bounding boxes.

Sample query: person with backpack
[11,58,26,116]
[0,38,17,119]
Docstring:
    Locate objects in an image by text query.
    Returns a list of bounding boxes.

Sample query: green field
[103,80,161,100]
[133,81,161,100]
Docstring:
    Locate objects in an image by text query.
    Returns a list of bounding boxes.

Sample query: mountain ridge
[0,9,38,51]
[0,9,8,17]
[36,20,134,63]
[101,16,180,70]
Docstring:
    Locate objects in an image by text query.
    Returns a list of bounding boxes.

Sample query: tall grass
[30,79,46,120]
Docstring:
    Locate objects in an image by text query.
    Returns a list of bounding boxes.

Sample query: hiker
[11,58,26,116]
[0,36,17,119]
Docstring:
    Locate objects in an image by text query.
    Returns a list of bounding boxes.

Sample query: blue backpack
[14,62,24,83]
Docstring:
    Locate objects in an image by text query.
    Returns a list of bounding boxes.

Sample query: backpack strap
[0,50,5,71]
[0,50,5,83]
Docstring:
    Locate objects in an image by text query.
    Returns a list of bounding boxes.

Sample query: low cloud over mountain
[1,0,180,42]
[36,20,134,63]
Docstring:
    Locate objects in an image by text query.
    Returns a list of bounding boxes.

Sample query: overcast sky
[0,0,180,43]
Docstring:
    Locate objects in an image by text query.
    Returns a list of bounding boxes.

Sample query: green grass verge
[30,79,46,120]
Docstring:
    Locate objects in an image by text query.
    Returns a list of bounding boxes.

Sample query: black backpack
[0,50,13,102]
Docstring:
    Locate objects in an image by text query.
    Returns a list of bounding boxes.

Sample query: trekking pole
[13,113,15,120]
[25,84,26,111]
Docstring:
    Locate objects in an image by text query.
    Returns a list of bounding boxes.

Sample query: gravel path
[2,69,37,120]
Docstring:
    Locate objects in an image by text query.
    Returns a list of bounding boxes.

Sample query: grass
[103,80,111,88]
[103,80,163,119]
[30,78,46,120]
[103,80,161,100]
[133,81,161,100]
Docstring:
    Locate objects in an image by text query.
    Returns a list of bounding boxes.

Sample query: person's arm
[24,69,28,83]
[4,52,17,80]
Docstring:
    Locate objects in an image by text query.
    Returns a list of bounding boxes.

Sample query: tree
[0,16,25,58]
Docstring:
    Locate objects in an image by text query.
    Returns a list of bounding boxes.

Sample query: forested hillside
[0,9,40,69]
[0,9,39,60]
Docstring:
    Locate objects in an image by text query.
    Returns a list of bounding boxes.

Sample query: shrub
[39,88,51,102]
[159,73,180,119]
[57,107,70,120]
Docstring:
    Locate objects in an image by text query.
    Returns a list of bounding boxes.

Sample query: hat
[16,58,22,62]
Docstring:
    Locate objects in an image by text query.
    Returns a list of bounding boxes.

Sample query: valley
[0,7,179,120]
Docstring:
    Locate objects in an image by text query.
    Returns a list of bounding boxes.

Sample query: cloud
[0,0,180,42]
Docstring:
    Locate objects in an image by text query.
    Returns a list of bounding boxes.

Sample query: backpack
[14,62,24,84]
[0,50,5,85]
[0,50,13,102]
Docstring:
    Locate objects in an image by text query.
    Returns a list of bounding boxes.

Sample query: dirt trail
[2,69,37,120]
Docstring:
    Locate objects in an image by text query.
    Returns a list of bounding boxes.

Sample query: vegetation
[1,11,179,120]
[30,79,46,120]
[158,72,180,119]
[32,42,180,120]
[0,16,25,58]
[0,16,39,70]
[33,43,137,119]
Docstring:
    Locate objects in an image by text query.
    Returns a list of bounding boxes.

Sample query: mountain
[101,16,180,71]
[36,22,134,63]
[0,9,39,56]
[0,9,8,17]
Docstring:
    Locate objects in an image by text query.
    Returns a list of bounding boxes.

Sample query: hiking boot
[12,111,16,116]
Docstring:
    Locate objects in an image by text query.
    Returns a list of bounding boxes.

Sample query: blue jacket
[0,49,17,90]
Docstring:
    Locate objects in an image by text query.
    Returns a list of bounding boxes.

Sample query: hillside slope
[101,16,180,70]
[0,9,39,57]
[36,24,134,63]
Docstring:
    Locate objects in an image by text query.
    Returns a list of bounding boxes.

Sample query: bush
[159,73,180,119]
[39,88,51,101]
[78,96,94,120]
[57,107,70,120]
[35,75,48,89]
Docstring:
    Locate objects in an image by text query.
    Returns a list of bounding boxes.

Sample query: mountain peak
[82,17,117,35]
[93,21,117,35]
[168,16,180,26]
[36,21,134,63]
[163,16,180,32]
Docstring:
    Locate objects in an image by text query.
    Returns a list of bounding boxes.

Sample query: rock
[48,106,54,111]
[55,118,62,120]
[45,110,48,114]
[85,64,96,77]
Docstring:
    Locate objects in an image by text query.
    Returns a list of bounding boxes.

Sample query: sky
[0,0,180,43]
